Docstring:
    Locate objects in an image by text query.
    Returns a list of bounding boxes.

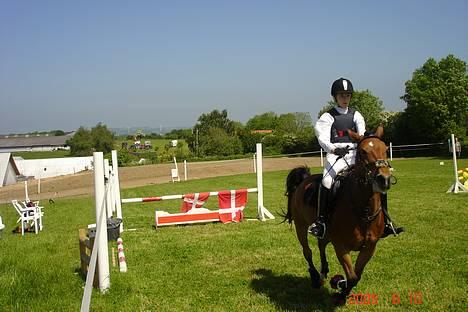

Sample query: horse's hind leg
[318,238,330,280]
[295,223,322,288]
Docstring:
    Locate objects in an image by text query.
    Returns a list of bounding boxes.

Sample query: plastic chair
[11,200,42,235]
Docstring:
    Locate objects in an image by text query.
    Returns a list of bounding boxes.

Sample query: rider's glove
[334,146,349,158]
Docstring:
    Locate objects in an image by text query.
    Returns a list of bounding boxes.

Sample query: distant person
[309,77,404,239]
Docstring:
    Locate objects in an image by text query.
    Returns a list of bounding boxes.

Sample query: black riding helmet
[331,78,354,97]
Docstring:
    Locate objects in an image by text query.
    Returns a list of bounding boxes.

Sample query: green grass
[0,158,467,311]
[12,150,70,159]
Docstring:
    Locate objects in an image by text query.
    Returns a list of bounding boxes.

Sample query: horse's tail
[282,166,311,224]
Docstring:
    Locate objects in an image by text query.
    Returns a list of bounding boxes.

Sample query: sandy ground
[0,157,321,204]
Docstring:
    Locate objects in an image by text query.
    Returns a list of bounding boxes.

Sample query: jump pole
[81,152,110,312]
[447,134,467,193]
[93,152,110,291]
[111,150,123,232]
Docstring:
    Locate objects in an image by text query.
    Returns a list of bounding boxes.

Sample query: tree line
[67,54,467,159]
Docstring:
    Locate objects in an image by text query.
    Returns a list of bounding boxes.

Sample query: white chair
[171,168,180,182]
[11,200,42,236]
[22,201,44,231]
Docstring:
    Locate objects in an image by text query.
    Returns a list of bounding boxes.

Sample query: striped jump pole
[122,188,259,203]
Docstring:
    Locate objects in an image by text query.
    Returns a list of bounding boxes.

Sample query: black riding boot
[308,186,329,239]
[381,193,405,238]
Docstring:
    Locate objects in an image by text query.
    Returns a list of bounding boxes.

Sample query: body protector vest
[329,107,356,143]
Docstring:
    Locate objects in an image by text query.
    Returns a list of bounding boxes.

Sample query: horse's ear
[375,125,384,138]
[348,129,363,142]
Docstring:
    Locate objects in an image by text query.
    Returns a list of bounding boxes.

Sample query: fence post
[389,142,393,161]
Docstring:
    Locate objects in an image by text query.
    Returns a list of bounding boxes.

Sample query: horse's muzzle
[374,172,391,193]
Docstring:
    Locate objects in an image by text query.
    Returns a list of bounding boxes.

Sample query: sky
[0,0,467,134]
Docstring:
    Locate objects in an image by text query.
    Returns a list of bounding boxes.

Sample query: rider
[309,77,404,239]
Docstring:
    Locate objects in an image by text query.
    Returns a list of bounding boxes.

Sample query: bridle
[351,136,394,222]
[354,136,393,186]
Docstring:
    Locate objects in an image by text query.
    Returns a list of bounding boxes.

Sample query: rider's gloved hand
[333,146,349,158]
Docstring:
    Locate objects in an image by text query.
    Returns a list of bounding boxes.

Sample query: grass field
[0,158,467,311]
[12,150,70,159]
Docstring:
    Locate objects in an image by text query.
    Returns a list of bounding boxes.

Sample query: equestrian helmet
[331,78,354,97]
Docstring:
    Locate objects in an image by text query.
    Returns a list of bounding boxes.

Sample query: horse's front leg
[295,222,322,288]
[333,245,359,296]
[354,242,377,280]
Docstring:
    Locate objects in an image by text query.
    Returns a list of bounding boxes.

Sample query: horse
[284,126,392,303]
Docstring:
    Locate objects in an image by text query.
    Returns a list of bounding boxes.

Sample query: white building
[0,153,20,187]
[0,133,73,153]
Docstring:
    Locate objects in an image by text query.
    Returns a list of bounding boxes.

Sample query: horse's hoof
[330,274,345,290]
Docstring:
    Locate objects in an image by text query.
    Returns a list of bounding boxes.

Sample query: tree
[245,112,278,130]
[194,109,236,136]
[67,123,115,156]
[67,127,93,156]
[199,127,243,156]
[190,109,241,156]
[91,123,115,154]
[401,54,468,143]
[318,90,385,131]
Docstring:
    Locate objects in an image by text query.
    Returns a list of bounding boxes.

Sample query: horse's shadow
[250,269,338,312]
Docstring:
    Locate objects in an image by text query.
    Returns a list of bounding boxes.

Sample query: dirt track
[0,157,321,204]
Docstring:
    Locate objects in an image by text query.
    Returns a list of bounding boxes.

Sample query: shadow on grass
[250,268,338,312]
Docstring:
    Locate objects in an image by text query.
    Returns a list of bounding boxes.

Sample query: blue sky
[0,0,466,134]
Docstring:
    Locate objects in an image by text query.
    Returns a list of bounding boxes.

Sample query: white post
[253,153,257,173]
[93,152,110,292]
[38,178,41,194]
[184,160,187,181]
[104,159,112,218]
[320,149,324,167]
[111,150,123,232]
[173,157,178,171]
[24,181,29,202]
[255,143,274,220]
[109,167,116,214]
[389,142,393,161]
[447,134,468,193]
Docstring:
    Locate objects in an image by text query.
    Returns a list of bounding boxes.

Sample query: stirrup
[308,220,326,239]
[382,222,404,238]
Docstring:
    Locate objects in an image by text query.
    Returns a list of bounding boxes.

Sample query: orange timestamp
[347,291,424,305]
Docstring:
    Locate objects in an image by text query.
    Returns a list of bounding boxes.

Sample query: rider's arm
[314,113,336,153]
[354,111,366,136]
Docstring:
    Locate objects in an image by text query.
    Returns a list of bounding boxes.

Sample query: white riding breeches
[322,150,356,189]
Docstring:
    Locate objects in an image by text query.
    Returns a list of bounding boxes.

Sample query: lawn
[12,150,70,159]
[0,158,466,311]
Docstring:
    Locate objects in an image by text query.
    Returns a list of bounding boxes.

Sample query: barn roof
[0,133,74,148]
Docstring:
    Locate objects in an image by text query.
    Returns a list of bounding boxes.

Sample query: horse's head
[348,126,392,193]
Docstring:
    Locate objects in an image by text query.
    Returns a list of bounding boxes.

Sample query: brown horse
[284,126,392,302]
